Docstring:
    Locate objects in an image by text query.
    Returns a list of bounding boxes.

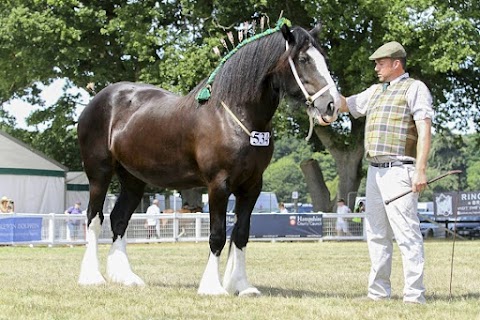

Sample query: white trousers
[366,164,426,304]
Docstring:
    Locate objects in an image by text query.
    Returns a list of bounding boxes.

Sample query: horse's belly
[120,159,205,189]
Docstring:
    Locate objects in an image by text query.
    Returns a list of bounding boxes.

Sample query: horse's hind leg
[78,164,113,285]
[223,186,262,296]
[106,166,146,286]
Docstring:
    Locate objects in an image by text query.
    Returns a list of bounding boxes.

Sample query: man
[340,41,433,304]
[65,201,83,240]
[335,198,351,236]
[145,199,160,239]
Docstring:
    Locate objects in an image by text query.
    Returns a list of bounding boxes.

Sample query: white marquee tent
[0,130,68,214]
[66,171,89,211]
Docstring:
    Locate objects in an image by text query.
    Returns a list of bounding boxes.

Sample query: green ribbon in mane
[196,17,292,103]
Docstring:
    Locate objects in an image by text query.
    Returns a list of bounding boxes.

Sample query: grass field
[0,240,479,320]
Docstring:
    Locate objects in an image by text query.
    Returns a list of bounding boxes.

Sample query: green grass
[0,240,479,320]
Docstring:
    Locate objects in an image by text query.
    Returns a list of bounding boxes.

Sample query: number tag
[250,131,270,147]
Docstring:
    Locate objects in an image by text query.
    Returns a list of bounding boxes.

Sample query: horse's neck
[235,90,280,131]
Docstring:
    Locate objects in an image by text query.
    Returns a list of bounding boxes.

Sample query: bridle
[285,41,336,140]
[285,42,334,106]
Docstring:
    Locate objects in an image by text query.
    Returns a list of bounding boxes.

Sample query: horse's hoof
[123,275,146,287]
[78,272,106,286]
[238,287,261,297]
[108,272,145,286]
[197,285,229,296]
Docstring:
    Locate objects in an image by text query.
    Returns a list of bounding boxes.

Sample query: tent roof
[66,171,89,191]
[66,171,88,185]
[0,130,68,176]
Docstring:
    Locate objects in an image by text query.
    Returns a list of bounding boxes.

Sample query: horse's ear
[281,24,295,46]
[309,23,322,40]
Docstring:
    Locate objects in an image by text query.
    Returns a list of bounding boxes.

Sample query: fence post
[173,212,179,241]
[195,216,202,242]
[48,213,55,246]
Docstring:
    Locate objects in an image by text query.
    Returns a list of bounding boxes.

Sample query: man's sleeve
[346,85,378,118]
[408,81,434,121]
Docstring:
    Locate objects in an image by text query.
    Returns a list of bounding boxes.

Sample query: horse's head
[281,23,340,126]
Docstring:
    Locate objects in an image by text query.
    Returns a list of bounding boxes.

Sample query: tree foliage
[0,0,478,201]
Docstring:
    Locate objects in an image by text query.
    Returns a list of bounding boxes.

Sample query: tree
[1,0,478,206]
[263,157,307,203]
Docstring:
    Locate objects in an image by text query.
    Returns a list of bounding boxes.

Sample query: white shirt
[346,73,434,121]
[336,205,350,223]
[146,204,160,226]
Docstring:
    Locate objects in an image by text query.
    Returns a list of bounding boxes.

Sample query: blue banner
[0,217,43,242]
[226,213,323,238]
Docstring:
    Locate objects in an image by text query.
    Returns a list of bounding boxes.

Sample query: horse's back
[78,81,206,187]
[78,81,178,141]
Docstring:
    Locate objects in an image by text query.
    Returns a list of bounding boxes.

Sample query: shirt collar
[389,72,409,85]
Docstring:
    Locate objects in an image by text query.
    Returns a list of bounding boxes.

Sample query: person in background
[279,202,288,214]
[355,201,366,213]
[145,199,160,239]
[64,201,83,240]
[0,196,14,213]
[335,198,351,236]
[339,41,433,304]
[352,201,365,224]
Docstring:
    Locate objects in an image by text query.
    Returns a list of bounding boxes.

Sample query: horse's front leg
[78,214,106,285]
[223,191,261,296]
[198,185,229,295]
[106,235,145,286]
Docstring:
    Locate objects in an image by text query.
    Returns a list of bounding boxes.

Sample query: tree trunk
[300,159,334,212]
[180,187,205,211]
[313,117,366,211]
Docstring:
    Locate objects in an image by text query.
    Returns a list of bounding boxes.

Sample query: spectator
[145,199,160,239]
[335,198,352,236]
[0,196,14,213]
[352,201,365,223]
[279,202,288,214]
[355,201,366,213]
[64,201,83,240]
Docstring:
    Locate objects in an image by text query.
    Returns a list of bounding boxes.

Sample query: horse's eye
[298,56,309,64]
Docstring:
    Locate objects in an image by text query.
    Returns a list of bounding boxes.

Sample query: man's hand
[339,95,349,113]
[412,170,428,193]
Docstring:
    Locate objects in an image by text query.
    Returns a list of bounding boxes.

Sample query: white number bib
[250,131,270,147]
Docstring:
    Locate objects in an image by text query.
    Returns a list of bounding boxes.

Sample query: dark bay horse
[77,20,340,296]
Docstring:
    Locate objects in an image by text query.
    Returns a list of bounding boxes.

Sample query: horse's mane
[183,26,321,107]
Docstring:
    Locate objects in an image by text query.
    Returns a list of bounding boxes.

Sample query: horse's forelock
[291,27,325,58]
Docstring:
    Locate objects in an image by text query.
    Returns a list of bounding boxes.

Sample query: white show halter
[220,43,336,143]
[285,41,334,106]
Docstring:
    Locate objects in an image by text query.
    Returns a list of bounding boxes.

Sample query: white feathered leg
[78,215,106,285]
[198,252,228,295]
[106,235,145,286]
[223,246,260,296]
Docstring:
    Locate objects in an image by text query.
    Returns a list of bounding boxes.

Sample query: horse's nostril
[327,102,334,115]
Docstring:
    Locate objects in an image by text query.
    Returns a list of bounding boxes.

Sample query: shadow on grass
[257,286,363,299]
[148,282,480,302]
[149,281,360,299]
[428,292,480,302]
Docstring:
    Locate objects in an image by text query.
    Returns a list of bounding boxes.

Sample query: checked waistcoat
[365,78,416,160]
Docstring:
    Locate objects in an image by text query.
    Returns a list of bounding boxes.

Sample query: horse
[77,19,341,296]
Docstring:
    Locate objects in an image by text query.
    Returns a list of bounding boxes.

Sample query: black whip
[384,170,462,205]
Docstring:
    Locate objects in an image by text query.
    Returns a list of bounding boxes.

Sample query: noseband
[286,42,333,106]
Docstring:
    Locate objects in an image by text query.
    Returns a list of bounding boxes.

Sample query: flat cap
[369,41,406,60]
